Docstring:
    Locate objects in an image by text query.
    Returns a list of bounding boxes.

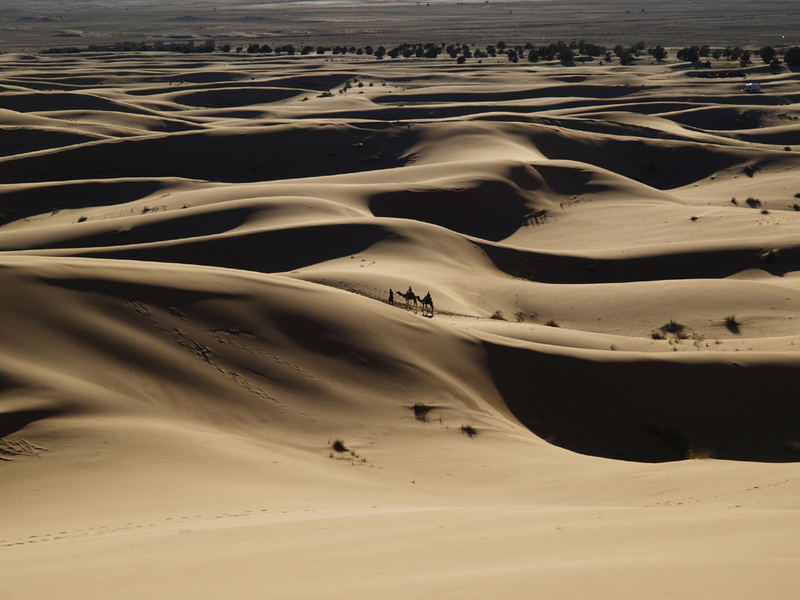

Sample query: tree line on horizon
[40,39,800,67]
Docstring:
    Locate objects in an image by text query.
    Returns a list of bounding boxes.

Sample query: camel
[420,291,434,317]
[396,286,418,311]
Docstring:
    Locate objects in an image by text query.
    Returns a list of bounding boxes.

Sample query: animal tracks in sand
[0,438,47,460]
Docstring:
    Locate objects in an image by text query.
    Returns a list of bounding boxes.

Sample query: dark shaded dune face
[0,407,65,439]
[484,342,800,462]
[369,178,534,241]
[170,70,250,84]
[265,72,355,90]
[0,91,149,114]
[531,164,594,195]
[1,196,364,251]
[3,205,255,251]
[0,127,101,157]
[371,84,645,105]
[662,106,790,131]
[0,124,419,184]
[528,126,753,189]
[479,242,800,283]
[7,76,108,89]
[0,179,168,221]
[169,86,304,108]
[75,222,393,274]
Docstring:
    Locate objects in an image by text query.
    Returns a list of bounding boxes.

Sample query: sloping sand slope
[2,52,800,598]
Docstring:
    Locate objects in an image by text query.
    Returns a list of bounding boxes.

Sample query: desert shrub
[546,320,559,327]
[331,439,348,453]
[743,164,760,177]
[724,315,741,334]
[660,320,686,336]
[731,197,738,205]
[740,51,751,67]
[677,46,700,62]
[581,42,606,57]
[559,47,574,63]
[412,402,433,421]
[745,197,761,207]
[651,332,664,340]
[490,311,506,320]
[461,425,478,438]
[78,216,87,222]
[760,46,776,64]
[649,45,667,61]
[784,46,800,67]
[619,51,635,65]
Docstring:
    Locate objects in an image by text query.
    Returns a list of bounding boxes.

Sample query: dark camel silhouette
[397,286,418,311]
[420,291,434,317]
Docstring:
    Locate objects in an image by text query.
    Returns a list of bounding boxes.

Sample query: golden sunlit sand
[2,50,800,598]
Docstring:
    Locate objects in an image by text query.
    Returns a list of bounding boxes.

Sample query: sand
[2,50,800,598]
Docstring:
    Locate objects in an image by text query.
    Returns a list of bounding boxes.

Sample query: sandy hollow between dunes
[1,51,800,598]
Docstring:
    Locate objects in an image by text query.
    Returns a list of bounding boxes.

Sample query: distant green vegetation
[38,39,800,69]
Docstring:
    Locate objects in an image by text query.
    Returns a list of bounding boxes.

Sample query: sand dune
[3,51,800,598]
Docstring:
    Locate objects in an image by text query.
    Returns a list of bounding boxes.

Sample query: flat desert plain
[2,51,800,598]
[2,0,800,51]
